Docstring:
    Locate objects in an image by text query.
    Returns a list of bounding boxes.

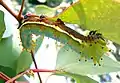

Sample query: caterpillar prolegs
[19,14,110,66]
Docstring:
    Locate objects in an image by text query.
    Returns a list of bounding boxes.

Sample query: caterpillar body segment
[19,22,82,53]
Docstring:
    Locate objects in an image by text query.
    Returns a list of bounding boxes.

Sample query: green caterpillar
[19,14,110,65]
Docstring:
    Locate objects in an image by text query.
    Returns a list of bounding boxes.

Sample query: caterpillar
[19,14,110,66]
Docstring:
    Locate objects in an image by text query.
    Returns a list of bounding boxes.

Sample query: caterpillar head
[79,31,110,66]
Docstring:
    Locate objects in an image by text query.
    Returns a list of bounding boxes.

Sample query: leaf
[35,5,56,17]
[80,0,120,44]
[46,0,63,7]
[0,10,6,41]
[54,0,120,44]
[55,71,98,83]
[73,75,98,83]
[53,1,86,28]
[56,45,120,75]
[16,50,32,74]
[0,65,16,83]
[0,36,20,68]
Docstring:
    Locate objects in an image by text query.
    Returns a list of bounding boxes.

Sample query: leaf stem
[30,50,42,83]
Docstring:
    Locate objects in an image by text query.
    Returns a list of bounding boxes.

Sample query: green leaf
[54,0,120,44]
[0,36,20,68]
[80,0,120,44]
[56,45,120,75]
[35,5,56,17]
[46,0,63,7]
[54,1,86,28]
[0,65,16,83]
[73,75,98,83]
[16,50,32,74]
[56,72,98,83]
[0,10,6,41]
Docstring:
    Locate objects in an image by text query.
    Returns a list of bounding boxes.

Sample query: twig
[30,50,42,83]
[0,69,57,83]
[0,0,23,22]
[5,70,28,83]
[18,0,25,22]
[0,72,11,81]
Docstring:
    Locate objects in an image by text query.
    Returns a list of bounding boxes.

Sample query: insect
[19,14,110,66]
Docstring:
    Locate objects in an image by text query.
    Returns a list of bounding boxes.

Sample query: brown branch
[5,70,28,83]
[0,72,11,81]
[18,0,25,22]
[30,50,42,83]
[1,69,57,83]
[0,0,23,22]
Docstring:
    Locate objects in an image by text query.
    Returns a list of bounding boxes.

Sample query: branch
[5,70,28,83]
[0,0,23,22]
[0,72,11,81]
[18,0,25,22]
[2,68,56,83]
[30,50,42,83]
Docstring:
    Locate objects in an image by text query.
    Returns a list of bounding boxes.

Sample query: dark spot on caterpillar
[66,49,69,51]
[79,52,81,54]
[109,49,111,52]
[89,30,97,35]
[96,33,105,41]
[40,15,46,19]
[24,15,28,19]
[79,59,81,61]
[85,59,87,62]
[95,42,97,44]
[99,64,101,66]
[40,15,46,22]
[57,18,64,24]
[94,64,96,66]
[101,58,103,60]
[92,37,94,40]
[116,74,120,79]
[82,45,84,48]
[102,47,104,49]
[89,44,92,46]
[91,57,93,59]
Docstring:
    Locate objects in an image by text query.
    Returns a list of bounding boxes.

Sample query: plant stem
[18,0,25,22]
[0,72,11,81]
[30,50,42,83]
[0,0,23,22]
[32,69,57,73]
[5,70,28,83]
[0,69,57,83]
